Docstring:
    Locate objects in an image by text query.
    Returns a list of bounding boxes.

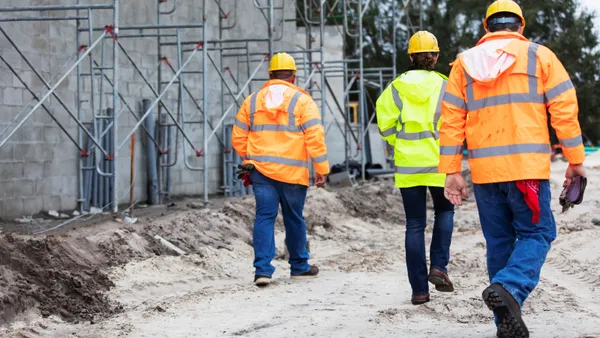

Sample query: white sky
[579,0,600,34]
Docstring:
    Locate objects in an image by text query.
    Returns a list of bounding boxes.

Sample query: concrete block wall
[0,0,348,218]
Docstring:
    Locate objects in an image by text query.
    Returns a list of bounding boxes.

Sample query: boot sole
[482,287,529,338]
[428,275,455,292]
[411,297,430,305]
[290,274,318,280]
[254,277,271,286]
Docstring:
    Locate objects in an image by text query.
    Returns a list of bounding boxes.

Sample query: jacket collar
[476,31,529,46]
[261,79,309,96]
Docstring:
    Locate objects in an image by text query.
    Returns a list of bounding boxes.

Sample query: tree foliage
[343,0,600,143]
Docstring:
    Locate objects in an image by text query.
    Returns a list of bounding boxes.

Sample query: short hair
[487,13,522,32]
[269,70,294,80]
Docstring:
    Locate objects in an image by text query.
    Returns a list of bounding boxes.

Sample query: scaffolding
[0,0,420,216]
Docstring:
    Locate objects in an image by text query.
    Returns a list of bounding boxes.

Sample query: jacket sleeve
[232,95,252,160]
[542,49,586,165]
[375,84,399,147]
[438,60,468,174]
[299,97,330,175]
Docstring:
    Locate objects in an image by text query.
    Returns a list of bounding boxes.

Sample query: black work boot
[482,283,529,338]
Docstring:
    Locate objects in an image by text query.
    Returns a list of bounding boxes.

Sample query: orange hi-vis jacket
[232,79,330,186]
[439,31,585,184]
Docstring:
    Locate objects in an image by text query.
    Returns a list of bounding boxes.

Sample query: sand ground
[1,157,599,338]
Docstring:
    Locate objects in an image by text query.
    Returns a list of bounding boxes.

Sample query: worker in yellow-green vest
[375,30,456,305]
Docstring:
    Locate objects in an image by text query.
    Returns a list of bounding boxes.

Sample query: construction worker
[375,31,455,306]
[232,52,330,287]
[439,1,586,337]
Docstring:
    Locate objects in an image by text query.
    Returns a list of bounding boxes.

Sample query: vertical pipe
[112,0,120,213]
[318,0,326,184]
[202,0,209,206]
[156,0,163,204]
[218,15,227,197]
[76,4,84,212]
[392,0,397,79]
[144,99,159,204]
[359,0,366,181]
[129,133,135,217]
[268,0,273,58]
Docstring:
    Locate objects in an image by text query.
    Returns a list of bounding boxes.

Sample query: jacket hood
[259,79,309,119]
[394,70,447,103]
[457,32,529,86]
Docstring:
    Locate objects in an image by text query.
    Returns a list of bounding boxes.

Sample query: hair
[409,52,438,71]
[269,70,295,80]
[487,13,522,33]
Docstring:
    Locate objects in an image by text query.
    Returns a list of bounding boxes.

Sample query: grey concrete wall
[0,0,306,218]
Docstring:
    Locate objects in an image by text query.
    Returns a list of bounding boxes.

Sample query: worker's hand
[564,163,586,188]
[315,173,326,188]
[444,173,468,206]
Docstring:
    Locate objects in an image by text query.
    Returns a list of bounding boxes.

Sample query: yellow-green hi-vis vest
[375,70,449,188]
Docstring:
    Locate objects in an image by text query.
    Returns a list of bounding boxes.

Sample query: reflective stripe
[245,155,308,168]
[468,143,551,159]
[395,166,439,174]
[397,130,438,141]
[528,43,539,95]
[545,80,575,102]
[312,154,328,163]
[443,92,467,110]
[302,118,322,131]
[391,85,403,124]
[559,135,583,148]
[440,145,463,156]
[380,127,396,137]
[287,91,303,126]
[249,93,257,126]
[433,80,448,130]
[464,42,545,112]
[234,118,249,131]
[252,124,302,132]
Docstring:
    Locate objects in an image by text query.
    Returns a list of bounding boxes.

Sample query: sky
[579,0,600,32]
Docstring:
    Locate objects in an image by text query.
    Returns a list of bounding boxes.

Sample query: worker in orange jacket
[439,1,586,337]
[232,52,330,287]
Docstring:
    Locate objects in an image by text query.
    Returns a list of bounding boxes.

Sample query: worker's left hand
[315,173,327,188]
[444,173,468,206]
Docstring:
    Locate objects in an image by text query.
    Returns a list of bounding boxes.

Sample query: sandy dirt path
[2,158,600,338]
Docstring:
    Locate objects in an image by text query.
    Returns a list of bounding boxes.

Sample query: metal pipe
[359,0,366,181]
[80,23,205,32]
[143,99,160,205]
[77,1,85,212]
[129,133,135,216]
[112,0,119,213]
[0,29,108,150]
[0,16,87,22]
[0,4,113,12]
[202,0,209,205]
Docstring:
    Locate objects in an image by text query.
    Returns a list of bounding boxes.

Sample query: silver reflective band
[443,92,467,110]
[559,134,583,148]
[252,124,302,132]
[245,155,308,168]
[433,80,448,129]
[468,143,551,159]
[440,145,463,156]
[391,85,403,124]
[249,93,257,126]
[312,154,328,163]
[302,118,322,131]
[234,118,249,131]
[379,127,396,137]
[396,129,438,141]
[248,90,307,132]
[464,42,547,112]
[545,80,575,102]
[395,166,439,174]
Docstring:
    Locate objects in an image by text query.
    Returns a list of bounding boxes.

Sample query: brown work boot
[290,265,319,280]
[482,283,529,338]
[428,268,455,292]
[411,293,430,305]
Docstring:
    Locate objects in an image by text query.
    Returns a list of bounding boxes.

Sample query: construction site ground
[1,157,600,338]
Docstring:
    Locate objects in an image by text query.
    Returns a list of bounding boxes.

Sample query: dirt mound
[0,234,120,325]
[335,182,404,224]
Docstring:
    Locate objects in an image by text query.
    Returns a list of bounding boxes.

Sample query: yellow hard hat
[268,52,297,73]
[484,0,526,30]
[407,31,440,55]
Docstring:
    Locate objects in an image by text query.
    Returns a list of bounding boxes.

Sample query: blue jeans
[400,186,455,296]
[250,169,311,277]
[473,180,556,307]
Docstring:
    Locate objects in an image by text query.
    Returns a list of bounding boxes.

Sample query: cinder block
[22,196,44,216]
[4,179,34,198]
[3,87,24,106]
[43,126,66,144]
[24,162,45,179]
[14,143,54,162]
[43,159,77,178]
[42,195,61,212]
[4,198,23,218]
[14,126,44,142]
[34,179,53,196]
[0,162,24,179]
[60,195,77,212]
[0,144,15,162]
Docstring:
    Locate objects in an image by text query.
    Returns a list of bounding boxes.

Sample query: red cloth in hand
[242,173,252,187]
[516,180,540,224]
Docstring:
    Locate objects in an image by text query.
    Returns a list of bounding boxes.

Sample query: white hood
[461,38,518,83]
